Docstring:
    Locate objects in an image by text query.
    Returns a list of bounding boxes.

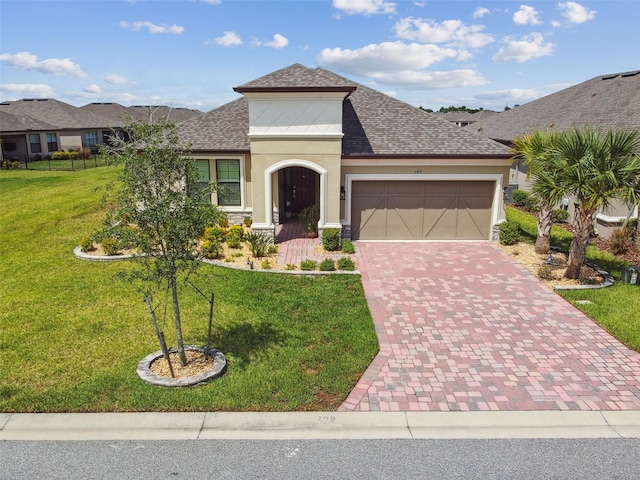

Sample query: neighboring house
[466,69,640,234]
[0,99,201,161]
[178,64,513,241]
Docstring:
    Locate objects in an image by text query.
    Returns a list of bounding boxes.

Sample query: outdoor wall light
[340,185,345,200]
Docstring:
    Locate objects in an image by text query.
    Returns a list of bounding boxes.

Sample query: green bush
[285,264,297,270]
[512,190,530,207]
[201,239,223,259]
[552,209,570,223]
[243,216,253,227]
[51,150,79,160]
[229,225,245,241]
[499,221,520,245]
[261,259,272,269]
[100,237,119,256]
[523,195,539,213]
[226,230,242,249]
[322,228,341,251]
[203,225,225,243]
[80,236,95,252]
[218,215,229,228]
[341,240,355,254]
[319,258,336,271]
[267,244,279,255]
[337,257,356,271]
[610,228,632,254]
[300,259,318,271]
[246,232,273,258]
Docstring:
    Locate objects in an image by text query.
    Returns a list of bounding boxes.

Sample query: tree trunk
[535,203,553,254]
[565,208,594,280]
[169,268,187,366]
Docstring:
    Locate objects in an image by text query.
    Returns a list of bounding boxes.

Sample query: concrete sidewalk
[1,411,639,441]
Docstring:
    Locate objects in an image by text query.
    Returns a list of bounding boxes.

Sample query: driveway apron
[339,242,640,412]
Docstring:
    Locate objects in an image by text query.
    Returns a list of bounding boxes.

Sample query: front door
[284,167,318,216]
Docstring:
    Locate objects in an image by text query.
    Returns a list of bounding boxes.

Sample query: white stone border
[136,346,227,387]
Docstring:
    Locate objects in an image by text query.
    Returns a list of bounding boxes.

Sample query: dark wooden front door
[284,167,317,215]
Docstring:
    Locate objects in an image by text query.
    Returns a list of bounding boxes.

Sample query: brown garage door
[351,180,494,240]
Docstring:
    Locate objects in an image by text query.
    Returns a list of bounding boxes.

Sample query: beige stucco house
[178,64,513,241]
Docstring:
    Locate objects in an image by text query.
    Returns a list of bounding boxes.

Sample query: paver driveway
[339,242,640,412]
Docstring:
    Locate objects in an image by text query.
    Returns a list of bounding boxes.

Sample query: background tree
[512,130,565,254]
[552,128,640,279]
[100,121,221,365]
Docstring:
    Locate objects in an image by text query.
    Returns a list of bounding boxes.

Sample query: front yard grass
[0,168,378,412]
[506,206,640,352]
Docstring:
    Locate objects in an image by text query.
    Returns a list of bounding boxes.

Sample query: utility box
[621,265,640,285]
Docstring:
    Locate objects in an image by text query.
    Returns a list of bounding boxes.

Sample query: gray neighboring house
[0,99,201,162]
[466,70,640,234]
[178,63,513,241]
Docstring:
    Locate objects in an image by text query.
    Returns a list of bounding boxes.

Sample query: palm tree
[512,130,566,254]
[551,128,640,279]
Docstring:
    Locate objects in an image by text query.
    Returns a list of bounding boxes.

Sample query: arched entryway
[279,166,319,222]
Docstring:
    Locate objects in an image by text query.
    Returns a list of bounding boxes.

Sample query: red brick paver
[339,242,640,412]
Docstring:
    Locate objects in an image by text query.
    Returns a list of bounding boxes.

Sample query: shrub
[100,237,119,256]
[261,259,272,269]
[552,209,570,223]
[537,264,554,280]
[499,221,520,245]
[523,195,539,213]
[51,150,79,160]
[610,228,632,254]
[300,259,317,271]
[322,228,341,251]
[80,236,95,252]
[218,215,229,228]
[243,216,253,227]
[285,264,297,270]
[203,226,225,244]
[229,225,245,241]
[512,190,530,207]
[246,232,273,258]
[341,240,355,254]
[267,244,279,255]
[319,258,336,271]
[201,239,223,259]
[337,257,356,271]
[226,230,242,249]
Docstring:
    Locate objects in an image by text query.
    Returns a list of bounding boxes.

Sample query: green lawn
[506,206,640,352]
[0,168,378,412]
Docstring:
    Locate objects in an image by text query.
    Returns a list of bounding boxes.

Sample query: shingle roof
[179,64,512,158]
[0,98,102,129]
[466,70,640,142]
[0,110,58,132]
[79,102,140,127]
[127,106,202,124]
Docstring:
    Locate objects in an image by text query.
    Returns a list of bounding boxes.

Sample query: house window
[46,133,58,152]
[85,131,98,147]
[29,134,42,154]
[216,159,241,206]
[195,160,211,202]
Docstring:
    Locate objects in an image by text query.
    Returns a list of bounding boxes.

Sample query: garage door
[351,181,494,240]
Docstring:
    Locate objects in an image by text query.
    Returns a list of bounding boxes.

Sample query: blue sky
[1,0,637,112]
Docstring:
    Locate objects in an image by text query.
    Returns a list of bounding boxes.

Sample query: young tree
[552,128,640,279]
[512,130,566,254]
[100,121,220,365]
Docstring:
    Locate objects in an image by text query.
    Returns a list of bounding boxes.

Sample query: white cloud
[332,0,397,15]
[492,33,555,63]
[83,84,102,94]
[201,0,221,4]
[119,20,184,34]
[254,33,289,49]
[394,17,494,49]
[473,7,490,19]
[0,51,88,78]
[513,5,542,25]
[214,31,243,46]
[0,83,56,97]
[557,2,596,24]
[317,41,487,89]
[104,73,131,85]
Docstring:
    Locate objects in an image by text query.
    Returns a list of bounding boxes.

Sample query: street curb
[1,411,638,441]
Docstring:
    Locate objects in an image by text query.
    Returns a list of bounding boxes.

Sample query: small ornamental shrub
[203,226,225,244]
[229,225,245,241]
[261,259,272,269]
[322,228,341,251]
[552,209,570,223]
[52,150,79,160]
[243,216,253,227]
[523,195,539,213]
[201,239,223,259]
[537,264,554,280]
[610,228,632,254]
[512,190,530,207]
[218,215,229,229]
[319,258,336,271]
[80,236,95,252]
[100,237,119,256]
[300,259,318,271]
[285,264,297,270]
[337,257,356,271]
[226,230,242,249]
[499,221,520,245]
[267,244,279,255]
[341,240,355,254]
[246,232,273,258]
